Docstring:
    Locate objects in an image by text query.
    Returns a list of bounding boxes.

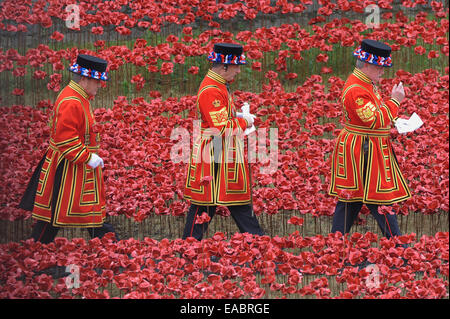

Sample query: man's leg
[366,204,402,239]
[182,204,216,240]
[30,220,60,244]
[331,201,362,234]
[86,222,120,241]
[228,204,264,236]
[30,221,69,278]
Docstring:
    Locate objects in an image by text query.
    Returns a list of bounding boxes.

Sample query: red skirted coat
[328,68,411,205]
[32,80,106,227]
[184,70,251,206]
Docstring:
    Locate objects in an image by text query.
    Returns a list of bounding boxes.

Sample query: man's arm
[346,86,403,129]
[198,88,249,135]
[52,100,92,164]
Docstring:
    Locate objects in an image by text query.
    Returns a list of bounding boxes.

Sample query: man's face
[81,77,103,97]
[363,63,385,84]
[223,64,241,82]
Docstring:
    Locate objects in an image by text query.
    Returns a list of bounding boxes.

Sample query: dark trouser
[31,220,119,244]
[182,203,264,240]
[331,201,402,239]
[331,138,405,245]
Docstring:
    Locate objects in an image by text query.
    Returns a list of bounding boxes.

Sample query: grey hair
[356,59,367,69]
[72,73,82,83]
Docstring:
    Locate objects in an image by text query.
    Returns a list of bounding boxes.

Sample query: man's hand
[241,102,250,114]
[242,113,256,127]
[88,153,104,169]
[391,81,405,103]
[238,102,257,128]
[237,112,256,120]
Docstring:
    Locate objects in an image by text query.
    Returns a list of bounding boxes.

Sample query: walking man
[328,39,411,239]
[19,54,119,243]
[182,43,264,240]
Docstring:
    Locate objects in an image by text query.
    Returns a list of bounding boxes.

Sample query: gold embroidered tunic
[31,81,106,226]
[184,70,251,205]
[328,68,411,204]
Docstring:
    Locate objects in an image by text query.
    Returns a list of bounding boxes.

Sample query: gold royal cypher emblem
[356,101,376,122]
[209,108,228,126]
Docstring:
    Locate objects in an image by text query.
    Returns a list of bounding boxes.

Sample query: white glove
[87,153,104,169]
[237,112,256,120]
[242,113,255,127]
[240,102,257,127]
[242,102,250,114]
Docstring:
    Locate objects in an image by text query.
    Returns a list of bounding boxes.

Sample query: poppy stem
[344,202,347,234]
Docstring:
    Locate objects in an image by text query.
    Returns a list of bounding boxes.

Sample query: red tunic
[32,80,106,227]
[184,70,251,205]
[328,68,411,204]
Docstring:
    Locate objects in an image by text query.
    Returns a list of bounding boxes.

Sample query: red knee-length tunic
[184,70,251,206]
[32,80,106,227]
[328,68,411,205]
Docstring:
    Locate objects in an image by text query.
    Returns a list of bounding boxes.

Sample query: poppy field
[0,0,448,299]
[0,232,448,299]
